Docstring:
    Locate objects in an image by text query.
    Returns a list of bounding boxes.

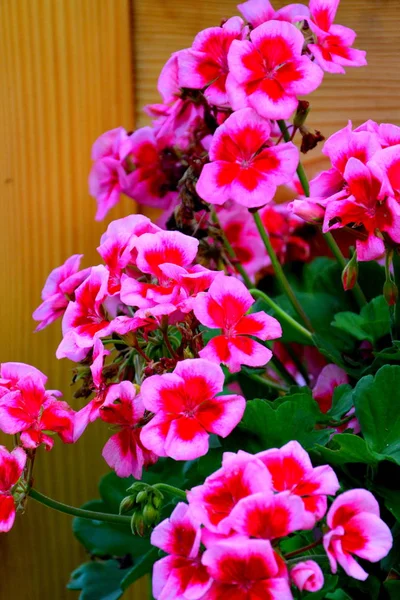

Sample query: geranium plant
[2,0,400,598]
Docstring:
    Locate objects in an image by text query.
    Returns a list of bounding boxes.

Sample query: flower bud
[293,100,310,129]
[119,495,136,515]
[384,278,398,306]
[131,511,147,537]
[290,560,324,592]
[289,200,324,223]
[142,503,159,527]
[342,252,358,291]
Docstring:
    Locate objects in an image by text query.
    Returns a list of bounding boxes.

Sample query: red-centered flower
[134,230,199,280]
[238,0,309,28]
[308,0,367,74]
[370,143,400,201]
[226,21,323,119]
[0,362,47,398]
[256,440,340,525]
[193,275,282,373]
[56,266,112,362]
[196,108,299,208]
[151,503,212,600]
[202,539,293,600]
[290,560,324,592]
[100,381,157,479]
[140,359,245,461]
[323,489,393,581]
[0,446,26,532]
[187,451,272,534]
[32,254,90,331]
[178,17,248,107]
[0,374,74,450]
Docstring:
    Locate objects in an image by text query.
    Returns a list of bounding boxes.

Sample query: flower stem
[252,211,314,331]
[153,483,187,501]
[284,539,322,559]
[210,209,253,288]
[28,488,132,525]
[277,119,309,195]
[244,371,289,393]
[250,288,313,343]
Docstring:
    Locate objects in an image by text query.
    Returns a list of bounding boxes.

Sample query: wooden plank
[0,0,145,598]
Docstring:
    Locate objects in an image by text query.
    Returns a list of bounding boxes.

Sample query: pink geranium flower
[33,254,90,331]
[202,539,292,600]
[323,489,393,580]
[178,17,248,107]
[100,381,157,479]
[257,440,340,524]
[187,451,272,534]
[238,0,309,28]
[290,560,324,592]
[193,275,282,373]
[140,359,245,460]
[308,0,367,74]
[196,108,299,208]
[151,503,212,600]
[0,362,47,397]
[0,374,74,450]
[0,446,26,532]
[135,230,199,280]
[226,21,323,119]
[313,363,349,414]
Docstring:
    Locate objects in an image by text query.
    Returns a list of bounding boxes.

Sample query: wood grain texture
[0,1,145,598]
[1,1,400,599]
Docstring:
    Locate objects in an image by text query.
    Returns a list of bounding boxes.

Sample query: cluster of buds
[120,482,164,537]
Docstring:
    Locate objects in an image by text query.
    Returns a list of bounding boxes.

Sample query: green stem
[385,250,397,340]
[284,539,322,559]
[28,488,132,526]
[211,209,253,288]
[245,371,289,393]
[277,119,309,196]
[250,288,313,342]
[153,483,187,501]
[252,211,314,331]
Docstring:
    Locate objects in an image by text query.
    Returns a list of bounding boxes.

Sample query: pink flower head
[100,381,157,479]
[370,144,400,201]
[187,451,272,534]
[323,489,393,581]
[257,440,340,524]
[140,359,245,461]
[0,446,26,532]
[238,0,309,28]
[0,374,74,450]
[290,560,324,592]
[193,275,282,373]
[89,127,135,220]
[202,539,292,600]
[151,503,212,600]
[56,266,112,362]
[229,490,310,540]
[178,17,248,107]
[197,108,299,208]
[226,21,323,119]
[313,363,348,413]
[135,230,199,281]
[0,362,47,397]
[33,254,90,331]
[308,0,367,74]
[158,264,221,313]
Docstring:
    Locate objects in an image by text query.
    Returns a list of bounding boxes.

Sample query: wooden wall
[0,1,399,598]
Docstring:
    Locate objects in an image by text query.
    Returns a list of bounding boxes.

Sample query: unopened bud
[342,253,358,291]
[131,511,147,537]
[142,503,159,527]
[119,495,136,515]
[293,100,310,128]
[152,493,163,509]
[135,490,148,505]
[289,200,324,223]
[384,279,398,306]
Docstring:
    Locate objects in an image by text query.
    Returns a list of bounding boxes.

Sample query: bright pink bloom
[257,441,340,524]
[238,0,309,28]
[135,230,199,280]
[100,381,157,479]
[323,489,393,580]
[197,108,299,208]
[158,264,220,312]
[33,254,90,331]
[193,275,282,373]
[229,490,309,540]
[178,17,248,107]
[140,359,245,460]
[313,363,348,413]
[56,266,112,361]
[0,362,47,397]
[308,0,367,74]
[187,451,272,534]
[151,503,212,600]
[370,144,400,200]
[0,375,74,450]
[290,560,324,592]
[226,21,323,119]
[202,539,292,600]
[89,127,135,220]
[0,446,26,532]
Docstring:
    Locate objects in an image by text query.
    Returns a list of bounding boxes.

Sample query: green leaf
[332,296,390,344]
[329,384,354,419]
[121,547,159,591]
[67,560,129,600]
[303,575,338,600]
[239,394,332,452]
[316,433,379,466]
[373,486,400,521]
[326,590,352,600]
[384,581,400,600]
[353,365,400,464]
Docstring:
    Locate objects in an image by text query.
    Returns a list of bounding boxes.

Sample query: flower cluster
[151,443,392,599]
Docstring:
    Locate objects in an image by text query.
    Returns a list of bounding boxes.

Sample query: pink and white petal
[237,0,275,28]
[226,39,265,84]
[164,417,210,460]
[151,503,201,558]
[192,291,223,329]
[313,364,349,402]
[327,489,380,529]
[140,373,185,413]
[140,413,172,457]
[356,234,385,262]
[227,337,273,371]
[177,49,212,89]
[208,275,254,316]
[248,86,299,120]
[135,231,199,277]
[196,394,246,437]
[250,20,305,58]
[173,358,225,398]
[333,539,369,581]
[279,56,324,96]
[199,337,232,368]
[196,161,238,205]
[345,513,393,562]
[225,72,251,112]
[0,495,16,532]
[309,0,340,30]
[255,142,299,185]
[102,430,145,479]
[276,3,310,22]
[234,312,282,340]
